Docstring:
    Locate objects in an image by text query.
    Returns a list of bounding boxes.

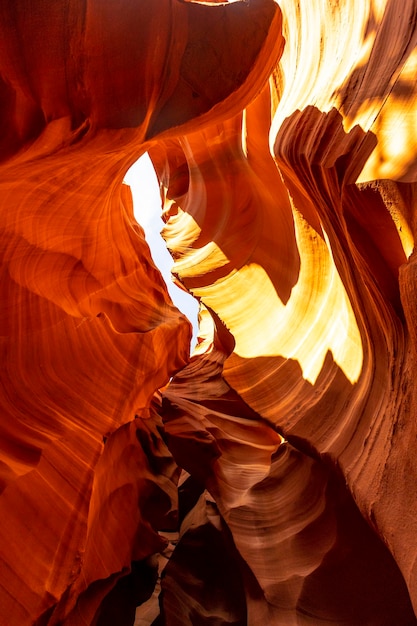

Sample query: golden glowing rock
[1,0,417,624]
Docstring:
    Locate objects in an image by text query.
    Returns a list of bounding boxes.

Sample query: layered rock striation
[1,1,417,624]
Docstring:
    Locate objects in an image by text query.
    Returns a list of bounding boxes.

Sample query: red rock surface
[1,1,417,624]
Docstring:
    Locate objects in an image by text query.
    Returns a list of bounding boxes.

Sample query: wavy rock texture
[2,0,417,624]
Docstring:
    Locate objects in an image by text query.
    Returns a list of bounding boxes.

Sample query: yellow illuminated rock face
[1,1,417,625]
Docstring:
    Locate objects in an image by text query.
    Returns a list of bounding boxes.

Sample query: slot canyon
[1,0,417,624]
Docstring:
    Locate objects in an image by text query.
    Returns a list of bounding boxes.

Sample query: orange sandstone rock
[1,0,417,624]
[0,0,280,623]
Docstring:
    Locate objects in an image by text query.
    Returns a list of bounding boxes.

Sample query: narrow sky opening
[124,153,199,351]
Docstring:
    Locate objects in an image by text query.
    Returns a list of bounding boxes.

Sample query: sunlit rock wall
[1,1,417,624]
